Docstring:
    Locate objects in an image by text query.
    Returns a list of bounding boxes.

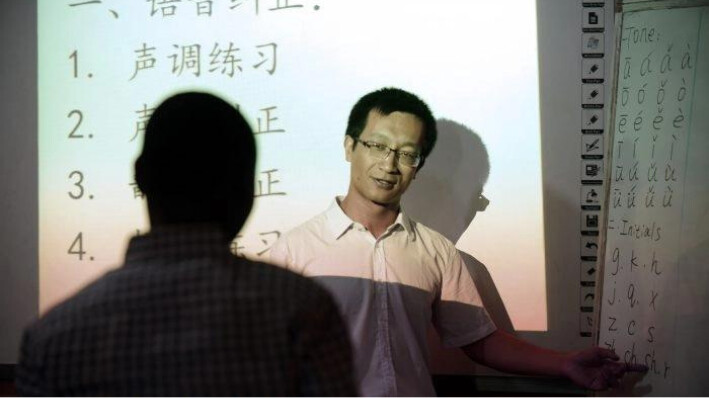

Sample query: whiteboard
[597,3,709,396]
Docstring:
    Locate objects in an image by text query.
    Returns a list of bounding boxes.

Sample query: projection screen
[38,0,546,331]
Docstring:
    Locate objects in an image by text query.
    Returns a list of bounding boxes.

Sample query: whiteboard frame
[594,0,709,362]
[618,0,709,12]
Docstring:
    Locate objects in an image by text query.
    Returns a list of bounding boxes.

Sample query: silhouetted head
[134,91,255,241]
[345,87,437,171]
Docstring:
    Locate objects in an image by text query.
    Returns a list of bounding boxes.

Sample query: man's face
[345,110,424,207]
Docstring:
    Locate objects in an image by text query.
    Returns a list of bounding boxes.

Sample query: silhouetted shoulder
[24,255,335,347]
[18,254,352,396]
[21,269,121,343]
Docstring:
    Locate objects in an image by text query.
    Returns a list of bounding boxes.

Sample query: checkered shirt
[17,224,356,396]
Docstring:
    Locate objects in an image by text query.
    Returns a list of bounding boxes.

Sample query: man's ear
[344,135,354,162]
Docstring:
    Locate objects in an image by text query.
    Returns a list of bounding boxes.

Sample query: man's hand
[561,347,648,390]
[463,330,648,391]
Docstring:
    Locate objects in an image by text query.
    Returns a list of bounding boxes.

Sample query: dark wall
[0,0,38,365]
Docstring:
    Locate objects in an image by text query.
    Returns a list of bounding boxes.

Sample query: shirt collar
[396,209,416,240]
[324,196,416,241]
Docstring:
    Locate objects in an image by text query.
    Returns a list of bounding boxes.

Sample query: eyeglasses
[353,138,423,168]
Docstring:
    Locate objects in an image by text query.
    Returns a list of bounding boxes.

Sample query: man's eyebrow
[368,133,419,149]
[367,133,390,142]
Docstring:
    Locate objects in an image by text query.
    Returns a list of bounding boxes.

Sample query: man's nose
[380,149,399,172]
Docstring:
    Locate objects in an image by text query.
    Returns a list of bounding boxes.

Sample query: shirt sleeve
[433,247,497,348]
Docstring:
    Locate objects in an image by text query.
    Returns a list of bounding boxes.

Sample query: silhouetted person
[16,91,356,396]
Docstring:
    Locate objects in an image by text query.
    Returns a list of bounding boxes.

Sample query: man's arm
[461,329,647,390]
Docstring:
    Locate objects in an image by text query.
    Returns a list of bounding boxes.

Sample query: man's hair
[135,91,255,199]
[345,87,437,169]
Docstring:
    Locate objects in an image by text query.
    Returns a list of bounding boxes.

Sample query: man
[17,92,356,396]
[270,87,646,396]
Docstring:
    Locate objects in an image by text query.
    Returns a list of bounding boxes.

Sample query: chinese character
[68,0,120,18]
[229,0,246,10]
[230,234,246,256]
[190,0,213,16]
[255,169,286,197]
[169,44,201,77]
[269,0,302,12]
[231,0,303,14]
[148,0,181,17]
[129,181,145,199]
[253,43,277,75]
[209,42,242,77]
[255,106,285,134]
[69,0,102,5]
[129,43,157,81]
[130,103,156,142]
[256,230,281,256]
